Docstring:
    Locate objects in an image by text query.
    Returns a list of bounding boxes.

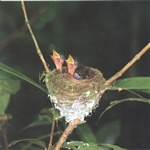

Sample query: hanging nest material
[44,66,108,122]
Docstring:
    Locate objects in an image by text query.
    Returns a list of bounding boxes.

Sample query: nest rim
[45,66,107,103]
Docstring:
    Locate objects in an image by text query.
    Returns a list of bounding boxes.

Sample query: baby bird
[50,50,81,79]
[66,55,81,80]
[66,55,78,75]
[50,50,64,72]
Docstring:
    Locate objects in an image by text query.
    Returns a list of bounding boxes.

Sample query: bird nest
[44,66,108,122]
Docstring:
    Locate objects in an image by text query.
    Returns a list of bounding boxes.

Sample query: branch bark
[54,119,85,150]
[2,125,9,150]
[21,1,49,73]
[105,42,150,86]
[48,115,56,150]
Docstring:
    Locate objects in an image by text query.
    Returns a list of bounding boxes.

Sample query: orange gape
[50,50,64,72]
[65,55,78,76]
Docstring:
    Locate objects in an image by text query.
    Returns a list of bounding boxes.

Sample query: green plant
[0,1,149,150]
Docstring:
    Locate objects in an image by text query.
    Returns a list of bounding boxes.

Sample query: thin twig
[48,115,56,150]
[54,119,85,150]
[2,124,9,150]
[105,42,150,86]
[21,1,49,72]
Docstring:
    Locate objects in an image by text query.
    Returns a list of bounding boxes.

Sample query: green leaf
[100,143,126,150]
[0,76,20,95]
[41,108,61,120]
[98,98,150,120]
[76,124,98,143]
[0,92,10,114]
[111,77,150,94]
[63,141,104,150]
[0,62,47,94]
[63,141,126,150]
[95,120,120,144]
[0,75,20,114]
[9,139,46,149]
[22,108,61,131]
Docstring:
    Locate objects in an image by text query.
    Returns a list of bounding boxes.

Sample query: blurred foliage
[98,98,150,122]
[0,71,20,114]
[0,62,47,94]
[0,1,150,150]
[9,139,46,150]
[95,120,121,144]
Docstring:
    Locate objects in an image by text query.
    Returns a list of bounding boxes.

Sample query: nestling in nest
[44,50,108,122]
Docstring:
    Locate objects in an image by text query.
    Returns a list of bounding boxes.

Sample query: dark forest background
[0,1,150,149]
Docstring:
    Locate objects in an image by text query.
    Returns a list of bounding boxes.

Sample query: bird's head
[66,55,78,76]
[50,50,64,72]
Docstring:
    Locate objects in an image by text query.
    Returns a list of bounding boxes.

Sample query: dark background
[0,1,150,149]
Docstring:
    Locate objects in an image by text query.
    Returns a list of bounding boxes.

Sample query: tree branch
[54,119,85,150]
[2,125,9,150]
[21,0,49,72]
[48,115,56,150]
[105,42,150,86]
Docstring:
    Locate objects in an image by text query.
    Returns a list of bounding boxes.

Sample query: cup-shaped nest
[44,66,107,122]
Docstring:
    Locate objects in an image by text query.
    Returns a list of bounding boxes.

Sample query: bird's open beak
[50,50,64,72]
[66,55,78,75]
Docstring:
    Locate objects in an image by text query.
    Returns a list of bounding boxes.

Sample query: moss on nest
[44,66,107,103]
[44,66,108,122]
